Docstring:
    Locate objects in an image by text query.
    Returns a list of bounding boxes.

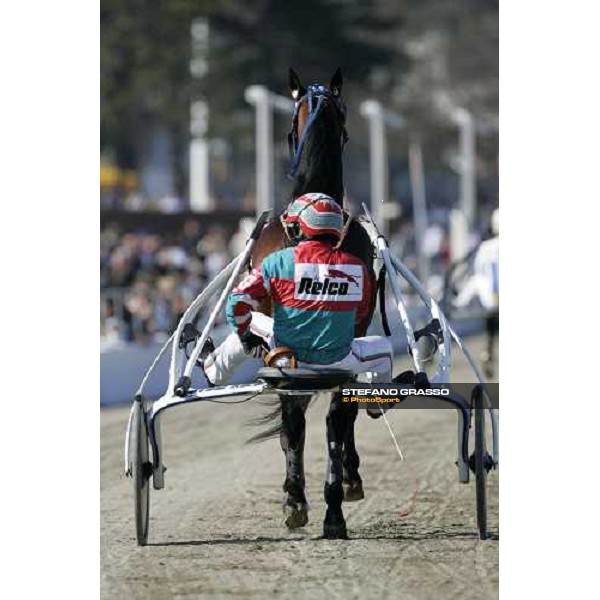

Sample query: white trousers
[204,312,393,386]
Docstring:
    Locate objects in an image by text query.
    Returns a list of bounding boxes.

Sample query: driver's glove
[241,332,269,358]
[393,369,431,390]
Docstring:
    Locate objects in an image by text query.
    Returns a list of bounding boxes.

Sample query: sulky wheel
[132,401,151,546]
[472,386,488,540]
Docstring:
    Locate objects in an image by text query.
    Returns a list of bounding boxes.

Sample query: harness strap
[288,94,326,179]
[334,209,353,249]
[288,84,348,181]
[378,264,391,337]
[280,212,294,245]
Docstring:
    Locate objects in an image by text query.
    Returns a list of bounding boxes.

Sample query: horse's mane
[291,104,345,204]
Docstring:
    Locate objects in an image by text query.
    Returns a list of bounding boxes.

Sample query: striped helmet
[284,193,343,240]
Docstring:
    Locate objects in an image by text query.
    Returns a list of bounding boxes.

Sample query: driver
[199,193,393,386]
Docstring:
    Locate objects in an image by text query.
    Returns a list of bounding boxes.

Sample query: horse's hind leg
[280,395,309,529]
[343,404,365,501]
[323,393,350,539]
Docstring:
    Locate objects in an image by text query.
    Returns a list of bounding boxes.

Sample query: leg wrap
[324,481,344,508]
[342,403,361,482]
[325,394,348,487]
[280,397,308,494]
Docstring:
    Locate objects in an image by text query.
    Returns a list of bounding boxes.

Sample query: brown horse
[250,68,379,539]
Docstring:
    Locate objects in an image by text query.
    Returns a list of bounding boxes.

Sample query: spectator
[100,220,236,344]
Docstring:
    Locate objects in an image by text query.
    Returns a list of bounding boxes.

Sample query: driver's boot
[197,337,216,387]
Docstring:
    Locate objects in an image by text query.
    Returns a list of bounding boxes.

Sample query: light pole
[434,92,478,238]
[451,107,476,230]
[360,101,430,280]
[189,100,210,212]
[244,86,273,217]
[409,140,429,281]
[245,86,294,217]
[189,18,211,212]
[360,100,390,237]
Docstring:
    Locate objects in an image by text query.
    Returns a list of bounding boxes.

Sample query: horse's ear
[289,68,306,100]
[330,68,343,97]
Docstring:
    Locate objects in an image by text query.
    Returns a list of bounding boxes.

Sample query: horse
[249,68,380,539]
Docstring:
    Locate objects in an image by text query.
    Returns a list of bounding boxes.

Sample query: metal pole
[189,100,211,212]
[452,108,476,229]
[175,211,271,396]
[189,18,211,212]
[409,140,429,281]
[360,100,388,237]
[245,85,274,217]
[449,208,468,264]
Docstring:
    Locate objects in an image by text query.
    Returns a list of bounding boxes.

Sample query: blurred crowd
[101,189,186,213]
[100,218,453,347]
[101,209,497,347]
[100,218,254,345]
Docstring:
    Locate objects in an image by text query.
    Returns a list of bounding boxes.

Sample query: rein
[287,84,349,180]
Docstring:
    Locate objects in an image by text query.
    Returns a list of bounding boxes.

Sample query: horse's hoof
[366,406,384,419]
[323,511,348,539]
[343,480,365,502]
[284,503,309,529]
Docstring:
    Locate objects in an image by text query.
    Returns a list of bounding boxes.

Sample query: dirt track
[101,335,498,600]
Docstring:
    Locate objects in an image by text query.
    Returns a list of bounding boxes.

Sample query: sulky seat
[255,367,356,391]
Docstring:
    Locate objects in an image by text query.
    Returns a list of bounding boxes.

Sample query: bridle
[287,84,349,180]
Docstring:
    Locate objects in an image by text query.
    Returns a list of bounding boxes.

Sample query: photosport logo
[338,383,499,409]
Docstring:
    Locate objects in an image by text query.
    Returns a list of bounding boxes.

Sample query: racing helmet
[283,193,344,241]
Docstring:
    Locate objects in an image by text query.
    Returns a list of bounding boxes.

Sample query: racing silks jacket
[226,239,372,364]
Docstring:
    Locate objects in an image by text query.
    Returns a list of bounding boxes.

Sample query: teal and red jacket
[226,240,371,364]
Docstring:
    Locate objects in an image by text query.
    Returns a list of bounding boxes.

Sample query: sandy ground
[101,335,498,600]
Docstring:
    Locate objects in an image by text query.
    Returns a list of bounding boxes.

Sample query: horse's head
[287,68,349,201]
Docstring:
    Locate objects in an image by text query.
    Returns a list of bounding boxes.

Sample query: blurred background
[100,0,498,402]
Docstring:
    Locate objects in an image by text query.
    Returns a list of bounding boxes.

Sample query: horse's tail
[246,397,284,444]
[246,396,315,444]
